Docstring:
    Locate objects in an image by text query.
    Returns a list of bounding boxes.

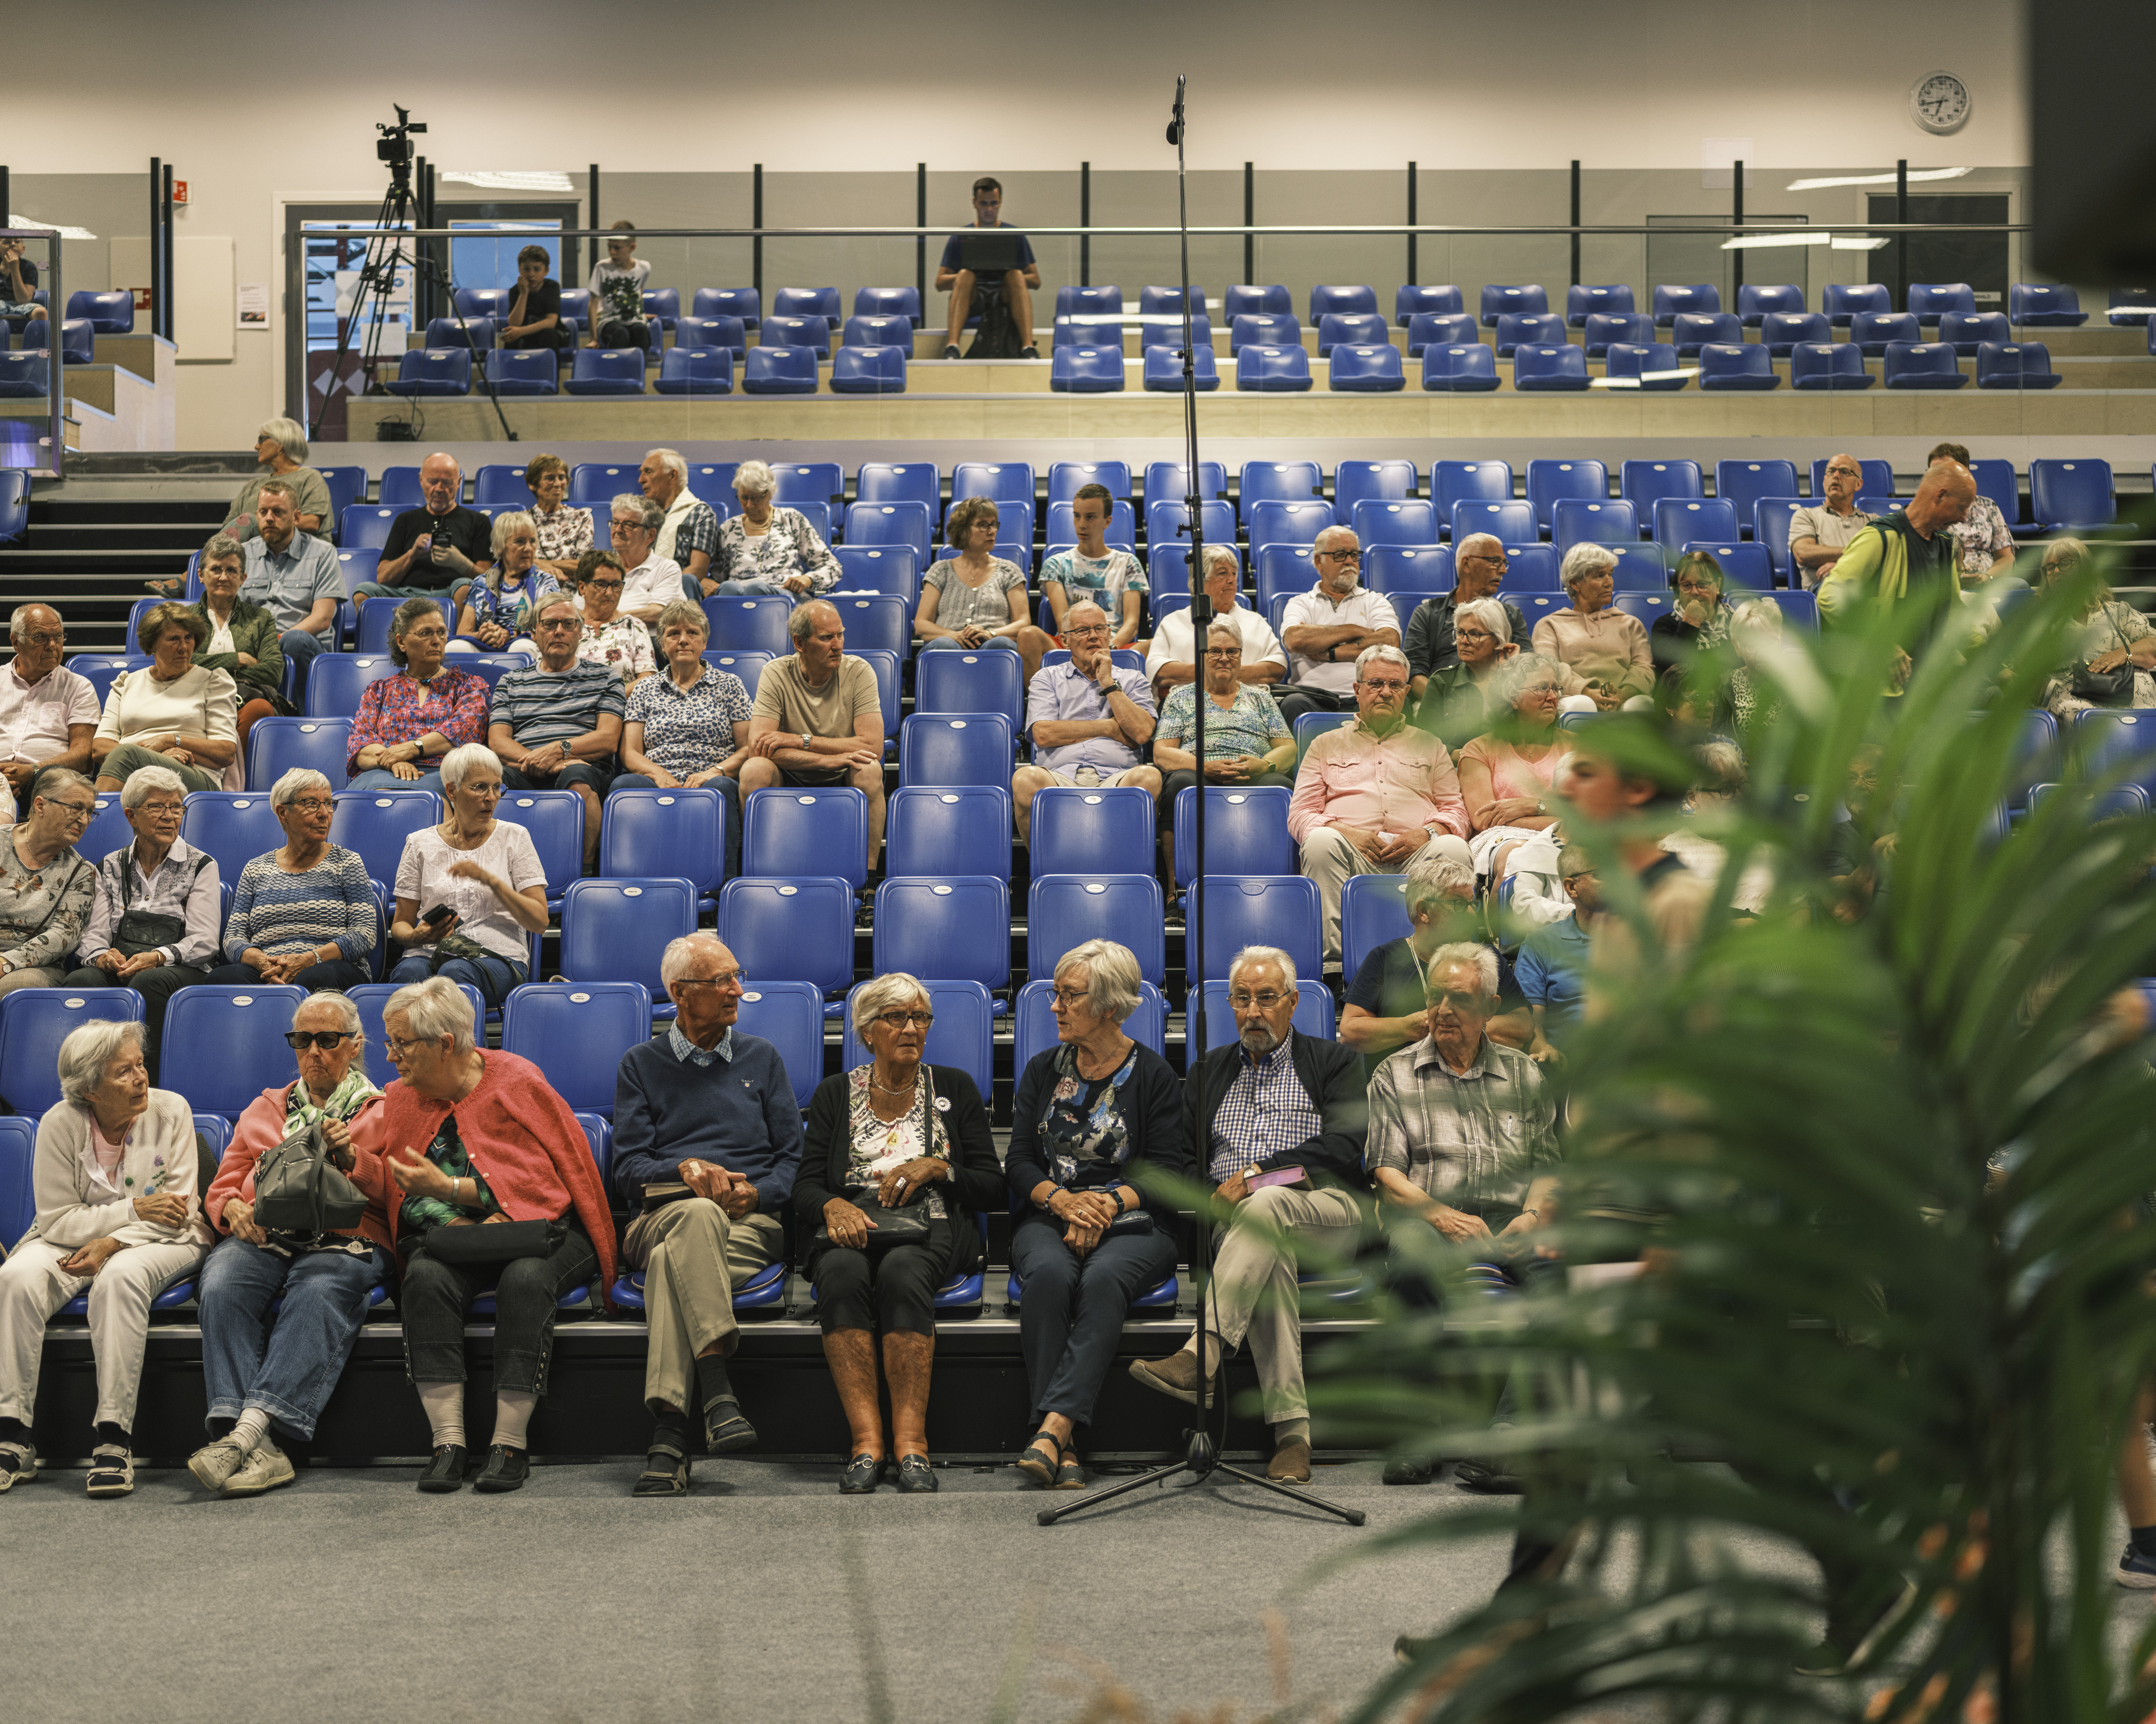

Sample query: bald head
[1908,459,1977,536]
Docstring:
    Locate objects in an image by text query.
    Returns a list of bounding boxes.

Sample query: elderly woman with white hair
[378,975,616,1495]
[1456,652,1570,889]
[2040,537,2156,717]
[219,416,330,542]
[387,743,547,1007]
[705,458,842,598]
[0,1019,209,1496]
[1531,543,1654,712]
[187,991,392,1498]
[450,511,558,665]
[1006,939,1188,1488]
[346,597,491,796]
[795,970,1002,1494]
[206,768,375,992]
[0,767,99,998]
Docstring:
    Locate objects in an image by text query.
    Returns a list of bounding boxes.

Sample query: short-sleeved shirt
[588,258,651,329]
[577,613,657,684]
[0,658,100,763]
[503,277,561,344]
[3,255,39,296]
[939,226,1037,272]
[751,654,880,743]
[531,504,594,567]
[238,533,344,645]
[222,468,334,540]
[923,558,1027,634]
[620,553,687,615]
[1365,1033,1558,1211]
[1281,586,1400,693]
[1514,914,1591,1044]
[1144,605,1286,680]
[1154,683,1288,761]
[491,660,626,749]
[394,820,548,963]
[463,569,560,640]
[380,506,494,589]
[1040,549,1148,622]
[1787,504,1874,586]
[1346,933,1525,1031]
[625,664,752,778]
[1947,495,2014,577]
[1025,659,1157,777]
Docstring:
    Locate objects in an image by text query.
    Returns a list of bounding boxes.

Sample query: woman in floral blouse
[705,458,841,596]
[1928,442,2016,586]
[451,512,557,666]
[572,550,656,686]
[523,453,593,581]
[346,599,491,795]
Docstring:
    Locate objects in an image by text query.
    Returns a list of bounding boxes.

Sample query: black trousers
[811,1216,958,1338]
[399,1222,599,1395]
[1273,685,1351,727]
[595,319,652,351]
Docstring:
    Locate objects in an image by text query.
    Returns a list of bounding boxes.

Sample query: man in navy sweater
[613,931,804,1495]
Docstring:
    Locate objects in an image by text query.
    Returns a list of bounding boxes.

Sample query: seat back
[1229,313,1300,353]
[1147,496,1237,556]
[598,787,726,900]
[1671,312,1741,354]
[1737,283,1805,325]
[1144,459,1227,503]
[1975,341,2059,388]
[1327,344,1405,388]
[732,981,826,1109]
[1752,502,1804,581]
[1566,283,1637,324]
[0,989,145,1118]
[328,788,440,885]
[160,987,309,1119]
[1314,311,1386,354]
[1581,312,1655,354]
[1431,460,1512,520]
[424,317,494,351]
[1524,459,1608,532]
[1823,283,1890,326]
[1478,284,1549,324]
[1351,499,1441,547]
[1332,459,1418,527]
[951,461,1036,506]
[1451,499,1537,545]
[1494,313,1568,355]
[1790,341,1867,386]
[676,315,747,355]
[1907,282,1976,324]
[1940,311,2011,354]
[1222,285,1292,320]
[1759,311,1829,354]
[1502,547,1561,592]
[1699,342,1775,383]
[692,288,760,326]
[886,786,1014,882]
[899,713,1014,789]
[472,464,535,507]
[339,507,400,552]
[1651,283,1722,324]
[772,286,841,326]
[2074,711,2156,799]
[1620,460,1704,519]
[718,877,855,997]
[67,288,135,333]
[844,501,933,561]
[1715,460,1800,528]
[557,879,698,997]
[1364,545,1452,594]
[1244,498,1332,554]
[1195,979,1335,1047]
[500,790,587,907]
[698,652,770,704]
[244,717,353,794]
[852,286,922,324]
[1404,312,1477,356]
[1654,497,1739,552]
[0,1114,39,1242]
[78,793,133,864]
[1238,461,1324,514]
[913,648,1025,732]
[179,792,285,883]
[1026,875,1166,985]
[842,313,914,350]
[392,348,473,393]
[2030,459,2116,529]
[871,877,1010,991]
[1171,786,1294,888]
[501,982,653,1116]
[701,596,795,655]
[759,315,829,357]
[1677,541,1774,591]
[841,978,995,1097]
[829,545,920,603]
[1882,341,1963,385]
[1253,544,1316,610]
[856,461,942,515]
[1395,284,1464,323]
[741,347,817,390]
[656,347,733,392]
[1552,499,1637,551]
[640,288,682,325]
[304,653,401,718]
[1309,284,1378,322]
[1026,787,1153,876]
[744,787,870,890]
[1236,344,1311,387]
[1189,876,1321,982]
[827,593,910,661]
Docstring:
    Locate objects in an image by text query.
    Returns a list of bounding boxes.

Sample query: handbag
[814,1194,934,1249]
[252,1119,368,1235]
[2071,660,2137,705]
[420,1217,565,1264]
[426,931,495,976]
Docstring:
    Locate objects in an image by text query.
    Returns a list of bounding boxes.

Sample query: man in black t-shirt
[0,240,46,326]
[1339,850,1532,1066]
[935,177,1039,360]
[499,245,570,351]
[354,451,494,605]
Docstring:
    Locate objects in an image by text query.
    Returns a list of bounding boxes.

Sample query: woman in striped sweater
[204,768,376,991]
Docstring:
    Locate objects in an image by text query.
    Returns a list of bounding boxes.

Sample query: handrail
[297,220,2035,241]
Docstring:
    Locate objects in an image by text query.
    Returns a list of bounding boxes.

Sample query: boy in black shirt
[499,245,568,351]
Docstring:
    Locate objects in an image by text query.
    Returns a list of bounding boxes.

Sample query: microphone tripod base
[1036,1425,1368,1527]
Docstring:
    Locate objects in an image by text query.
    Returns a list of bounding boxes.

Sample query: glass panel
[0,229,61,475]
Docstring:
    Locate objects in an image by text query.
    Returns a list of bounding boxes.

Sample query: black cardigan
[1006,1040,1191,1223]
[1184,1030,1371,1192]
[795,1065,1004,1269]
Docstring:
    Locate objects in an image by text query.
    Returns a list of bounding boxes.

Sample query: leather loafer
[840,1452,884,1494]
[473,1443,530,1493]
[1383,1457,1437,1486]
[1267,1437,1312,1482]
[417,1444,467,1493]
[894,1453,938,1493]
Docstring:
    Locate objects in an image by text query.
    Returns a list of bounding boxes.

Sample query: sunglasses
[284,1030,354,1050]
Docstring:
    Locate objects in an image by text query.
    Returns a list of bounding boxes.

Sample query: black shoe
[473,1443,530,1493]
[1453,1457,1523,1495]
[703,1398,757,1455]
[1383,1457,1437,1486]
[942,344,961,360]
[894,1453,938,1493]
[840,1452,884,1494]
[1020,345,1039,360]
[417,1444,467,1493]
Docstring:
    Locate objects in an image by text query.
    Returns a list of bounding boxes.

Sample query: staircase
[0,493,226,656]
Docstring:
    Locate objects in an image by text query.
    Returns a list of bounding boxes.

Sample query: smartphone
[419,904,454,930]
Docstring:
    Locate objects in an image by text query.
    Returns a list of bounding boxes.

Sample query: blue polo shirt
[1515,914,1592,1044]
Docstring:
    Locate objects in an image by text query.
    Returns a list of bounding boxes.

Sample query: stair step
[29,498,227,526]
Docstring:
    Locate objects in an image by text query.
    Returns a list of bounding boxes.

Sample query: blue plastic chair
[951,461,1035,508]
[1478,284,1548,326]
[831,346,906,394]
[21,318,95,365]
[0,1115,34,1241]
[1512,343,1587,391]
[1431,461,1511,525]
[480,349,554,395]
[1938,311,2011,356]
[853,286,922,325]
[425,317,494,351]
[1171,786,1294,889]
[1654,498,1739,552]
[77,793,132,863]
[1315,311,1387,355]
[68,288,135,333]
[0,353,48,400]
[653,347,734,395]
[2073,711,2156,799]
[1349,499,1440,549]
[2009,284,2086,326]
[843,502,934,564]
[1188,877,1321,983]
[1602,342,1686,390]
[1146,459,1227,505]
[1396,285,1464,325]
[2109,289,2156,325]
[828,593,910,662]
[1238,461,1322,514]
[328,789,439,886]
[1677,542,1774,592]
[900,714,1013,789]
[1053,285,1123,331]
[724,979,825,1110]
[701,596,795,655]
[1791,342,1873,390]
[557,880,697,1016]
[161,987,309,1119]
[1762,590,1820,631]
[1243,500,1331,556]
[1331,460,1417,528]
[829,546,920,604]
[2030,460,2115,532]
[1580,313,1654,357]
[1309,285,1378,323]
[1553,499,1637,551]
[697,652,771,704]
[1493,313,1567,357]
[598,787,726,909]
[1451,499,1538,545]
[1363,545,1451,594]
[1822,284,1890,326]
[772,287,840,328]
[669,316,743,358]
[1248,546,1312,611]
[885,786,1013,884]
[871,878,1010,994]
[856,461,942,517]
[914,648,1024,733]
[1223,285,1291,321]
[741,347,818,394]
[1404,312,1478,356]
[759,314,830,357]
[1132,313,1209,353]
[70,655,149,710]
[1328,344,1405,391]
[744,788,869,890]
[1882,342,1967,390]
[1027,875,1166,986]
[1753,503,1804,583]
[498,982,650,1117]
[1049,344,1124,392]
[563,348,644,395]
[178,792,285,883]
[1975,342,2062,390]
[847,314,914,351]
[497,788,586,913]
[383,349,471,396]
[0,990,144,1117]
[1671,312,1742,357]
[1848,311,1918,357]
[1525,460,1608,533]
[1026,787,1153,876]
[471,465,534,507]
[1736,284,1804,326]
[1047,461,1132,506]
[1565,284,1637,326]
[1228,312,1300,354]
[692,287,760,328]
[1236,345,1312,392]
[1144,342,1220,392]
[1759,312,1829,357]
[1712,461,1795,534]
[718,877,855,998]
[1652,284,1721,327]
[1502,548,1561,592]
[1619,461,1703,523]
[1140,285,1207,320]
[1699,343,1779,391]
[568,463,637,505]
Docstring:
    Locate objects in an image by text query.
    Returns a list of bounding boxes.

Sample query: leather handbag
[813,1195,933,1249]
[420,1217,565,1264]
[252,1119,368,1235]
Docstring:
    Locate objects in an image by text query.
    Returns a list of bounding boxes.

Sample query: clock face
[1910,70,1971,134]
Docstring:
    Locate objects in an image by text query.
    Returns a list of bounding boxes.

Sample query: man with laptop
[936,177,1040,360]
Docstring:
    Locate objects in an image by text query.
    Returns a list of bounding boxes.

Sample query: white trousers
[1300,826,1472,964]
[0,1235,204,1431]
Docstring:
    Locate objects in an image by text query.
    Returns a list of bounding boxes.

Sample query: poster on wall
[237,282,269,328]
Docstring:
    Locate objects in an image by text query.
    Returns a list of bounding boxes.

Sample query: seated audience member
[1650,551,1734,674]
[379,976,616,1496]
[1404,534,1526,700]
[587,220,652,350]
[1008,940,1189,1489]
[1011,602,1161,843]
[92,603,238,794]
[0,603,98,816]
[1788,453,1874,591]
[1416,596,1585,749]
[1662,739,1775,915]
[572,550,658,686]
[356,453,494,606]
[1928,442,2015,586]
[1339,852,1533,1063]
[237,482,344,677]
[1726,599,1785,734]
[1146,545,1286,705]
[1040,484,1147,648]
[451,513,557,665]
[1288,644,1472,966]
[612,933,804,1496]
[59,767,217,1081]
[2040,538,2156,718]
[498,244,569,351]
[610,493,688,624]
[709,460,842,597]
[641,448,720,592]
[1817,461,1976,656]
[936,176,1040,360]
[192,536,284,753]
[0,235,47,330]
[524,453,594,581]
[1826,745,1896,924]
[796,971,1002,1494]
[489,595,626,872]
[0,1019,207,1496]
[616,601,749,881]
[222,418,330,542]
[741,599,885,876]
[188,992,390,1498]
[1516,846,1597,1059]
[1277,527,1401,725]
[917,495,1052,679]
[208,768,375,992]
[1535,544,1654,711]
[388,744,547,1007]
[1153,621,1297,878]
[0,769,98,997]
[347,598,490,794]
[1458,653,1570,889]
[1127,945,1365,1486]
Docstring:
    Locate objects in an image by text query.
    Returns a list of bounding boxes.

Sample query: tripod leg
[1037,1458,1195,1526]
[1210,1462,1368,1526]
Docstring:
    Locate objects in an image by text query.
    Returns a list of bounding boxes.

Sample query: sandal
[632,1447,690,1497]
[1054,1448,1089,1490]
[85,1442,135,1498]
[1015,1431,1062,1486]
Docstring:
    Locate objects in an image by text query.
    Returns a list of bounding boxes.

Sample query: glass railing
[0,229,66,476]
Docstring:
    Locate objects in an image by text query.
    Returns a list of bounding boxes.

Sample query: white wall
[12,0,2028,447]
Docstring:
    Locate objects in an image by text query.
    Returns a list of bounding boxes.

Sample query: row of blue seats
[382,344,899,400]
[1417,338,2061,395]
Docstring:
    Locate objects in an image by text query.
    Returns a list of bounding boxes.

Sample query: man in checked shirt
[1127,945,1369,1484]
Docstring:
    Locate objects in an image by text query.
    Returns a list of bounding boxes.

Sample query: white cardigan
[26,1090,210,1250]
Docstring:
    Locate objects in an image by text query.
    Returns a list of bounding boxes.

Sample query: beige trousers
[624,1198,781,1414]
[0,1233,205,1430]
[1192,1184,1367,1424]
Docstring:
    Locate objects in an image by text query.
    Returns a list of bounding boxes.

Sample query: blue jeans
[348,767,445,795]
[388,948,527,1006]
[611,770,742,882]
[199,1235,390,1440]
[918,635,1020,654]
[706,578,785,596]
[1011,1214,1180,1428]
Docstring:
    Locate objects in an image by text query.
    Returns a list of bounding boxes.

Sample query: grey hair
[1558,842,1594,876]
[119,764,186,811]
[200,533,246,571]
[1054,939,1142,1025]
[1730,597,1783,637]
[788,599,837,644]
[1424,940,1500,1000]
[489,509,537,555]
[439,743,502,792]
[8,603,62,646]
[33,768,92,807]
[1455,531,1504,563]
[387,596,444,669]
[1205,621,1242,653]
[1404,850,1476,913]
[1354,643,1410,678]
[385,975,476,1055]
[850,971,933,1041]
[646,447,688,483]
[659,931,732,993]
[734,459,776,497]
[610,492,663,534]
[57,1019,145,1104]
[1227,944,1298,991]
[1062,601,1109,634]
[1559,541,1619,595]
[294,989,366,1078]
[257,417,309,463]
[1312,524,1358,554]
[1693,738,1747,794]
[270,767,332,812]
[1489,650,1566,711]
[656,599,710,640]
[1201,543,1241,580]
[1455,596,1511,646]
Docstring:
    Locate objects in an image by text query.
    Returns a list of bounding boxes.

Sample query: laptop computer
[956,230,1026,275]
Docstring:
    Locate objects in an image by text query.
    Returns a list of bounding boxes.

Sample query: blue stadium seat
[0,1116,34,1244]
[1882,341,1967,389]
[0,353,48,399]
[1699,343,1779,390]
[1759,312,1829,357]
[1223,285,1291,321]
[1351,499,1440,547]
[901,713,1013,788]
[1762,590,1820,630]
[1654,498,1739,552]
[1229,313,1300,354]
[68,289,135,333]
[1190,876,1321,983]
[1053,285,1123,332]
[872,877,1010,993]
[1478,284,1548,326]
[1395,285,1464,325]
[1581,313,1654,357]
[179,792,283,884]
[1171,786,1293,889]
[1145,460,1227,503]
[1314,312,1387,356]
[641,288,682,329]
[329,789,439,887]
[1565,284,1637,326]
[1849,312,1918,357]
[1014,978,1167,1070]
[915,644,1025,731]
[1620,461,1703,522]
[1512,343,1588,390]
[557,879,697,1012]
[831,345,907,394]
[1790,342,1873,390]
[161,987,309,1119]
[1671,313,1742,357]
[725,979,826,1111]
[1602,342,1687,391]
[1293,711,1356,758]
[854,286,922,326]
[568,463,636,505]
[384,348,472,396]
[1502,547,1561,591]
[472,465,535,507]
[1028,875,1166,986]
[1975,342,2062,390]
[304,652,397,718]
[1553,499,1637,551]
[857,461,942,518]
[844,502,933,563]
[842,313,913,351]
[1309,286,1378,324]
[1236,344,1312,391]
[557,288,591,336]
[1364,545,1452,593]
[1678,541,1774,591]
[1140,285,1207,320]
[773,287,841,328]
[1421,343,1499,391]
[1332,459,1417,528]
[951,461,1034,507]
[701,596,794,655]
[753,317,830,359]
[741,347,818,394]
[2109,289,2156,325]
[77,793,131,862]
[1143,344,1219,390]
[0,990,144,1117]
[1715,461,1798,534]
[20,319,97,365]
[840,978,994,1097]
[1493,313,1567,357]
[742,786,868,891]
[701,652,773,703]
[500,982,650,1117]
[676,315,747,357]
[2009,284,2086,326]
[1117,311,1206,354]
[1245,499,1332,554]
[653,347,734,395]
[2073,711,2156,799]
[1609,548,1670,591]
[1239,462,1322,515]
[855,650,901,755]
[692,288,760,328]
[1525,460,1607,533]
[597,788,726,912]
[498,788,587,915]
[1967,459,2025,530]
[1148,496,1237,555]
[2030,460,2115,532]
[1049,344,1124,392]
[68,656,148,712]
[713,877,852,999]
[885,786,1013,884]
[771,458,843,513]
[1047,461,1131,505]
[1822,283,1890,326]
[1027,787,1153,875]
[1432,461,1511,523]
[827,593,909,661]
[1737,284,1804,326]
[1939,311,2011,355]
[1404,312,1478,355]
[1195,979,1335,1046]
[1611,593,1671,633]
[368,467,417,507]
[1907,283,1975,327]
[1753,501,1804,583]
[1652,283,1721,326]
[1451,498,1537,545]
[1045,498,1137,550]
[564,348,645,395]
[424,317,494,351]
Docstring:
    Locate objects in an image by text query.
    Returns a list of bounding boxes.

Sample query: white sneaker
[0,1439,37,1491]
[188,1437,250,1492]
[221,1442,295,1498]
[84,1443,134,1498]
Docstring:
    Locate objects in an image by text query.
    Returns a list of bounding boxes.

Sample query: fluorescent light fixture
[6,214,97,240]
[439,170,574,193]
[1784,166,1972,191]
[1831,235,1893,251]
[1720,231,1831,251]
[1594,368,1699,389]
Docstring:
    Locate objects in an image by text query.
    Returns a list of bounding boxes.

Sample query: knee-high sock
[492,1389,536,1451]
[419,1382,465,1448]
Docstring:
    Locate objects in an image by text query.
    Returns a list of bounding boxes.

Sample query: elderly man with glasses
[609,492,690,624]
[1277,527,1401,726]
[1011,601,1162,843]
[488,595,626,871]
[1129,944,1371,1485]
[1788,454,1875,592]
[0,604,98,817]
[612,932,803,1496]
[1403,533,1527,702]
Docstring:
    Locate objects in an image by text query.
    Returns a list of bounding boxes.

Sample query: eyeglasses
[1358,680,1408,696]
[402,626,449,641]
[18,631,63,647]
[1228,990,1288,1010]
[1315,549,1361,563]
[284,1030,354,1050]
[45,799,94,821]
[675,970,747,993]
[136,801,183,819]
[584,578,624,592]
[534,617,582,630]
[1426,989,1486,1013]
[1048,987,1094,1009]
[1825,464,1862,478]
[285,796,334,814]
[1064,626,1110,640]
[871,1009,935,1029]
[385,1035,436,1058]
[1202,648,1242,660]
[1462,552,1508,567]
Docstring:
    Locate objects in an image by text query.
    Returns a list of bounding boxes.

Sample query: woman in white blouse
[387,743,549,1008]
[92,602,240,793]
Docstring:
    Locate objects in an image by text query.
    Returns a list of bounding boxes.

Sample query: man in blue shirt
[1515,846,1598,1059]
[936,176,1039,360]
[613,931,803,1496]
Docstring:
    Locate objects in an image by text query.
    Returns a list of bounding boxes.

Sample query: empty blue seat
[1607,545,1669,591]
[1253,545,1317,611]
[842,313,914,352]
[1493,313,1567,357]
[760,314,830,357]
[1671,313,1742,357]
[1339,873,1412,980]
[1229,313,1301,355]
[0,352,49,398]
[1314,311,1387,356]
[1524,459,1607,533]
[1790,341,1873,390]
[499,982,649,1116]
[1053,285,1123,330]
[914,646,1025,732]
[244,716,352,793]
[471,465,534,507]
[1655,497,1739,551]
[951,461,1035,506]
[451,287,510,325]
[641,288,681,329]
[1502,548,1561,592]
[1405,311,1478,355]
[1882,342,1966,389]
[2109,289,2156,326]
[677,314,747,356]
[179,791,285,881]
[744,787,868,890]
[1822,283,1890,326]
[598,787,726,907]
[563,348,644,395]
[1327,342,1408,392]
[0,990,144,1117]
[2074,711,2156,799]
[1222,285,1291,320]
[1421,343,1499,391]
[1976,342,2062,390]
[1238,461,1322,513]
[1364,546,1452,594]
[1146,459,1227,503]
[698,596,794,656]
[21,318,96,365]
[2030,459,2115,532]
[857,461,942,519]
[827,593,909,661]
[1565,284,1636,326]
[830,345,906,393]
[1737,284,1804,326]
[1512,343,1588,391]
[1581,313,1654,357]
[1716,461,1798,534]
[872,877,1010,993]
[557,879,696,1009]
[1652,283,1721,325]
[1699,343,1779,390]
[1451,499,1537,545]
[1753,502,1803,582]
[1049,344,1124,392]
[1139,285,1207,319]
[0,470,26,542]
[2009,284,2086,326]
[1620,460,1703,520]
[375,467,422,509]
[1242,499,1330,555]
[1939,311,2011,355]
[1027,786,1153,875]
[741,347,818,394]
[1170,786,1294,888]
[1309,285,1377,323]
[161,987,310,1119]
[1143,344,1218,390]
[1678,541,1774,591]
[1478,284,1548,326]
[1027,875,1165,986]
[424,316,494,351]
[844,502,934,562]
[1849,311,1918,357]
[1762,590,1820,630]
[901,713,1014,788]
[303,652,397,717]
[1907,283,1975,326]
[1332,459,1418,528]
[1602,342,1687,390]
[852,286,922,326]
[1395,285,1464,325]
[67,289,135,333]
[1351,499,1441,547]
[650,346,732,395]
[692,287,760,327]
[885,786,1013,883]
[1189,876,1321,983]
[329,788,438,885]
[384,348,471,396]
[568,463,637,505]
[715,877,852,998]
[1759,312,1829,357]
[1553,498,1637,550]
[67,657,147,711]
[772,286,841,327]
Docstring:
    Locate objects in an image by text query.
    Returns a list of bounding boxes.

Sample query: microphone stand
[1041,75,1362,1530]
